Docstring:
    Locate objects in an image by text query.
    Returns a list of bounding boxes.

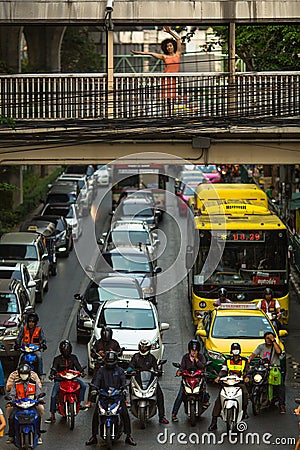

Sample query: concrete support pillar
[24,26,66,72]
[0,26,23,73]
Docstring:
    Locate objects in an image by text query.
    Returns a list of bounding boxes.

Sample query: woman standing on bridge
[131,26,182,115]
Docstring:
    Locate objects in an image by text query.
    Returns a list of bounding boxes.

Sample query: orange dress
[161,54,180,99]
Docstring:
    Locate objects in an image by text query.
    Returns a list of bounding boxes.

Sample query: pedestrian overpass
[0,0,299,165]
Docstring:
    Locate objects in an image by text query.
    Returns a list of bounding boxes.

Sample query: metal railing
[0,71,299,120]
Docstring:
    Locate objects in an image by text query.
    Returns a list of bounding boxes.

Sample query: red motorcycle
[173,362,210,426]
[55,369,82,430]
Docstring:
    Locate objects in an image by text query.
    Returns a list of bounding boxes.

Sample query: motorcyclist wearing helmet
[85,327,122,408]
[171,339,209,422]
[127,339,169,424]
[208,342,248,431]
[86,351,136,447]
[6,363,44,445]
[257,288,282,329]
[15,312,47,377]
[213,288,232,307]
[45,339,86,424]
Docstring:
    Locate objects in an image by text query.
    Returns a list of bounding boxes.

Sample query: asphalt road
[0,183,299,449]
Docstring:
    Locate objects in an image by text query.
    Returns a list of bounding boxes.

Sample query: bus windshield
[193,229,288,288]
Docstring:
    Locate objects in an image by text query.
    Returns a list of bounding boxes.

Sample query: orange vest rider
[226,357,247,377]
[22,326,42,345]
[15,381,37,399]
[260,299,276,313]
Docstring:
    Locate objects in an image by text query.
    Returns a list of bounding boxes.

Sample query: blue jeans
[172,385,184,416]
[0,360,4,387]
[50,379,86,413]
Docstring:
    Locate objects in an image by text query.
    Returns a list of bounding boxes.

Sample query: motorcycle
[91,385,124,449]
[172,361,210,427]
[50,368,85,430]
[128,359,167,429]
[219,374,244,432]
[19,344,40,374]
[247,359,281,415]
[5,393,45,450]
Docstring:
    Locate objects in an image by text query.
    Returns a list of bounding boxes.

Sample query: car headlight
[79,309,91,321]
[5,327,19,337]
[151,337,160,350]
[207,350,226,361]
[143,286,154,294]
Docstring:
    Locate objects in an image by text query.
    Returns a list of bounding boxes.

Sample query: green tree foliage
[61,26,104,72]
[213,25,300,71]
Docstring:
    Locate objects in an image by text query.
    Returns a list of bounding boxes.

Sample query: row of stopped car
[75,190,168,373]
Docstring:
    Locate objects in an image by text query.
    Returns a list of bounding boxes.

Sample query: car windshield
[98,285,141,301]
[0,293,19,313]
[103,253,151,273]
[183,186,196,196]
[211,315,273,339]
[98,307,155,329]
[197,165,218,174]
[0,270,22,282]
[110,230,150,246]
[121,204,154,217]
[0,244,38,261]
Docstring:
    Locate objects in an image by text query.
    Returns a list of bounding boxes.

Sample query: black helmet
[138,339,151,356]
[264,287,273,297]
[230,342,241,355]
[188,339,200,353]
[27,312,39,326]
[218,288,227,297]
[59,339,72,358]
[18,363,31,381]
[104,351,118,369]
[101,327,112,342]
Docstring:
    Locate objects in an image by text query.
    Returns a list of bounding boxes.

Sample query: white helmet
[138,339,151,356]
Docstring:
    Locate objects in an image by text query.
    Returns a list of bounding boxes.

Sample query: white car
[0,262,36,307]
[58,174,92,215]
[94,165,110,186]
[87,298,169,372]
[41,203,83,240]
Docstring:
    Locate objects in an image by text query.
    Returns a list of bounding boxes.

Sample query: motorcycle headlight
[184,385,192,394]
[253,374,263,383]
[207,350,225,361]
[132,387,143,398]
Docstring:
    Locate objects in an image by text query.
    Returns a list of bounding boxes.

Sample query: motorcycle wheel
[22,431,33,449]
[139,407,146,429]
[67,402,75,430]
[106,426,112,450]
[252,394,261,416]
[226,408,236,433]
[190,403,196,427]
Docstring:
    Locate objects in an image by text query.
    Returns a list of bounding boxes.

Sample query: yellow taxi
[195,304,287,379]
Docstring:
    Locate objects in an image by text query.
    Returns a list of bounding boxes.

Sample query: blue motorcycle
[19,344,40,374]
[7,394,45,449]
[96,387,124,449]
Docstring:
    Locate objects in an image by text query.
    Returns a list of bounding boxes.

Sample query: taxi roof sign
[218,303,257,310]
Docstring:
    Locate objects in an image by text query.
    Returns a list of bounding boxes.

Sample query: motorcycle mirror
[38,393,46,399]
[295,399,300,404]
[172,362,181,368]
[4,395,12,401]
[82,365,87,370]
[158,359,167,366]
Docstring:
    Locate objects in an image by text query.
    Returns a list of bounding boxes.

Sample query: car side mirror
[196,329,207,338]
[279,329,288,337]
[27,280,36,288]
[160,322,169,331]
[154,267,162,275]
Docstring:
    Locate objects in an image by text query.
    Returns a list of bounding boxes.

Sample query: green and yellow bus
[187,184,289,325]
